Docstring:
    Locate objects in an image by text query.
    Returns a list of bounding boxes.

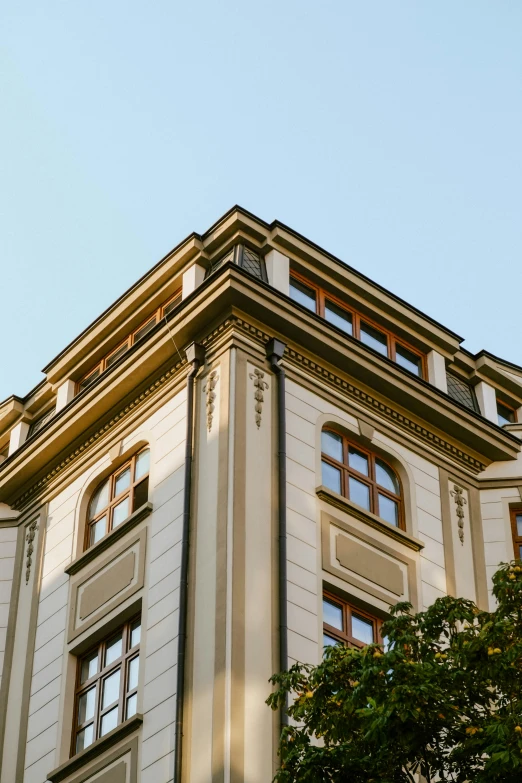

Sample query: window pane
[76,724,94,753]
[79,368,100,391]
[519,544,522,560]
[130,621,141,649]
[360,322,388,356]
[135,449,150,480]
[163,293,182,316]
[348,477,370,510]
[321,430,343,462]
[498,402,515,426]
[89,480,110,520]
[112,497,130,528]
[323,634,339,648]
[105,634,123,666]
[348,447,369,476]
[289,279,316,312]
[100,706,118,737]
[133,318,156,343]
[351,613,375,645]
[80,652,99,684]
[325,301,353,335]
[105,343,128,368]
[446,372,479,412]
[378,494,399,526]
[395,345,422,376]
[78,686,96,724]
[323,599,343,630]
[89,516,107,546]
[322,461,342,494]
[114,467,131,497]
[133,478,148,511]
[102,669,121,709]
[126,693,138,719]
[128,656,139,691]
[517,515,522,538]
[375,459,399,494]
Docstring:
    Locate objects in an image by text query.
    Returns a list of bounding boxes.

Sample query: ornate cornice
[11,314,488,510]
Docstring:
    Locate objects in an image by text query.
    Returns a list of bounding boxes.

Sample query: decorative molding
[25,517,39,583]
[249,368,269,428]
[450,485,467,545]
[203,370,219,431]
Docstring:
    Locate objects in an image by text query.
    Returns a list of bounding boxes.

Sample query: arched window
[86,448,150,549]
[321,428,403,528]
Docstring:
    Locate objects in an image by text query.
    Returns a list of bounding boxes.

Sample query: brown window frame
[321,427,405,529]
[85,448,150,550]
[510,507,522,561]
[289,270,427,379]
[497,399,518,427]
[77,288,182,392]
[323,590,383,649]
[72,616,140,757]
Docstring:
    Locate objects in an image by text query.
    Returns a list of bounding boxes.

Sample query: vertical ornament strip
[450,485,467,545]
[204,370,219,431]
[249,368,269,429]
[25,517,39,583]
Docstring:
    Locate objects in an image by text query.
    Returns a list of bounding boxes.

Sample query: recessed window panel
[325,301,353,335]
[89,516,107,547]
[100,707,118,737]
[289,278,317,312]
[114,468,131,497]
[78,687,96,724]
[446,372,479,412]
[130,621,141,649]
[105,634,123,666]
[497,402,516,427]
[112,497,130,528]
[348,447,369,476]
[79,368,100,391]
[375,459,399,494]
[126,693,138,719]
[102,669,121,710]
[360,322,388,357]
[395,344,422,376]
[89,479,110,519]
[135,449,150,481]
[349,476,370,510]
[133,478,149,512]
[322,461,342,494]
[76,724,94,753]
[378,494,399,526]
[321,430,343,462]
[323,599,343,630]
[352,614,375,645]
[133,318,157,343]
[80,652,98,684]
[128,656,139,691]
[163,293,182,316]
[105,343,129,368]
[517,515,522,538]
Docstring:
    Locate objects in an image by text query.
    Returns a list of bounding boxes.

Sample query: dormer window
[289,272,425,378]
[205,244,267,282]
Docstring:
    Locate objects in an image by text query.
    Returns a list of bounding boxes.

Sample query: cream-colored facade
[0,206,521,782]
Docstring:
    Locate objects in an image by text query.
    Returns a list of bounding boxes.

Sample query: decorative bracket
[25,517,39,583]
[203,370,219,432]
[249,368,269,429]
[450,485,467,545]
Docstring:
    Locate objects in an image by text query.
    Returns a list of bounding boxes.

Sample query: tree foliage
[267,561,522,782]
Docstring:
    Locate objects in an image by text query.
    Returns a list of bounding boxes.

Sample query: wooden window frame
[72,616,140,757]
[510,507,522,560]
[323,590,383,649]
[289,270,427,378]
[85,448,150,550]
[321,427,405,529]
[497,399,518,426]
[77,288,182,392]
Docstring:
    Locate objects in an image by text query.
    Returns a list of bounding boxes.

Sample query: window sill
[47,714,143,782]
[316,485,424,552]
[65,502,153,576]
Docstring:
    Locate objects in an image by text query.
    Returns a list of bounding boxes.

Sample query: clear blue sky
[1,2,521,401]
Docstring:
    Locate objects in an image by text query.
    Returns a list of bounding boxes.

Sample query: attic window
[446,372,480,413]
[28,407,56,438]
[205,245,267,282]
